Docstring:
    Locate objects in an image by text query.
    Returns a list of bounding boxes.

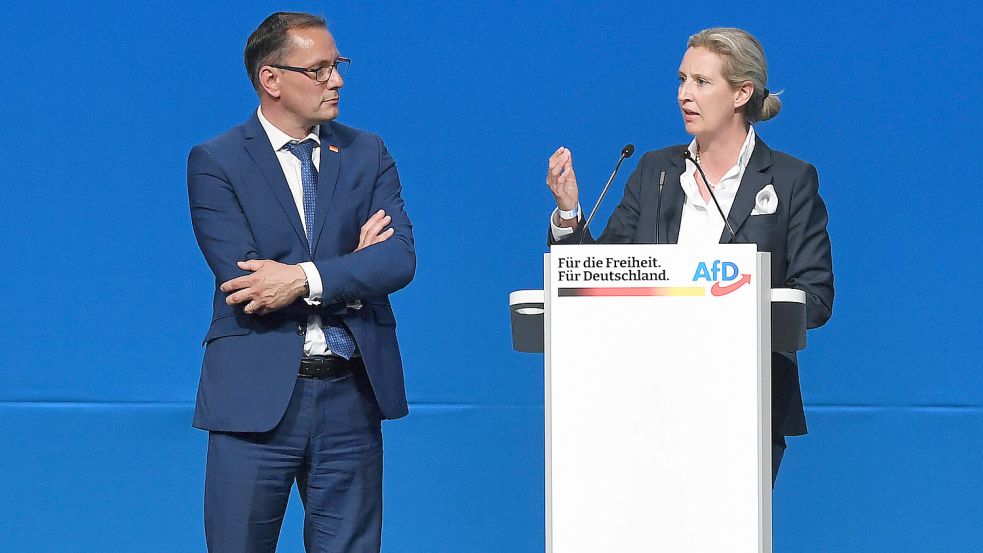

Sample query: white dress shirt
[257,107,330,355]
[549,126,756,245]
[677,126,756,245]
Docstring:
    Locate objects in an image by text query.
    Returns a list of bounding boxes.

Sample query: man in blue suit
[187,12,414,552]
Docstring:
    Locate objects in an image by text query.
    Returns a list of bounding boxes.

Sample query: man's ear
[258,66,282,99]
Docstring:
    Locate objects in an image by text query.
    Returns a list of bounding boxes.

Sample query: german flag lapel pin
[328,144,340,153]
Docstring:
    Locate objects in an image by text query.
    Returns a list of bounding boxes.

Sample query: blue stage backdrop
[1,1,981,551]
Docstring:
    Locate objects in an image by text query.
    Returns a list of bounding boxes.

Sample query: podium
[511,244,806,553]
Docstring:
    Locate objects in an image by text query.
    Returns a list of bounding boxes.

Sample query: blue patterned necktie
[285,140,319,253]
[285,139,357,359]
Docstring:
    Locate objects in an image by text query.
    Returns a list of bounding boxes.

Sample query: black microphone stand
[683,149,736,238]
[579,145,635,244]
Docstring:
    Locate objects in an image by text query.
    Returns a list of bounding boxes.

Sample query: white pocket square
[751,184,778,215]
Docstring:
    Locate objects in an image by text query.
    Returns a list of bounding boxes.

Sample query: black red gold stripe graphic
[558,287,705,297]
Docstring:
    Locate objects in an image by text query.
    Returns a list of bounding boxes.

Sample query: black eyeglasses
[270,57,351,83]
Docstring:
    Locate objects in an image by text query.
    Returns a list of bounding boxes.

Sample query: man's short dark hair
[244,12,327,93]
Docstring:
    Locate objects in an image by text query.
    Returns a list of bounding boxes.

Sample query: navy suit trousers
[204,368,383,553]
[773,434,787,487]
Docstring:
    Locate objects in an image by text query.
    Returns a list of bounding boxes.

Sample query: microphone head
[622,144,635,158]
[681,148,693,161]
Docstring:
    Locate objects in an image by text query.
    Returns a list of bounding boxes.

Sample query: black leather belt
[298,355,363,379]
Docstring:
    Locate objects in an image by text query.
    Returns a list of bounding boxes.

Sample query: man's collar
[256,107,321,150]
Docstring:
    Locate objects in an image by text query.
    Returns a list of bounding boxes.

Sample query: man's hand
[356,209,394,252]
[221,260,308,316]
[547,146,579,211]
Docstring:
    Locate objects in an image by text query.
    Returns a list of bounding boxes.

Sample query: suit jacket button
[297,325,306,336]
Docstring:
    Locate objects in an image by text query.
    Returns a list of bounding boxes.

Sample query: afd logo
[692,260,751,296]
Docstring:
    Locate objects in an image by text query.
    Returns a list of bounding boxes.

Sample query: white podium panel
[545,244,771,553]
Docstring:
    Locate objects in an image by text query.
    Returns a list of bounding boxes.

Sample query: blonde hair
[687,27,781,122]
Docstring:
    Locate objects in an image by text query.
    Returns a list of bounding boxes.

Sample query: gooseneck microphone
[655,170,666,243]
[579,144,635,244]
[682,148,736,239]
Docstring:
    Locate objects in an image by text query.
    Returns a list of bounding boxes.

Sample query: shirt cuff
[550,205,582,240]
[299,262,323,303]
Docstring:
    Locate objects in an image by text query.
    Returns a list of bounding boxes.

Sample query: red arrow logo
[710,273,751,296]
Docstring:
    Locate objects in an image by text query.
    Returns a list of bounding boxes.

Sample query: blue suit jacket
[188,113,415,432]
[551,137,833,436]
